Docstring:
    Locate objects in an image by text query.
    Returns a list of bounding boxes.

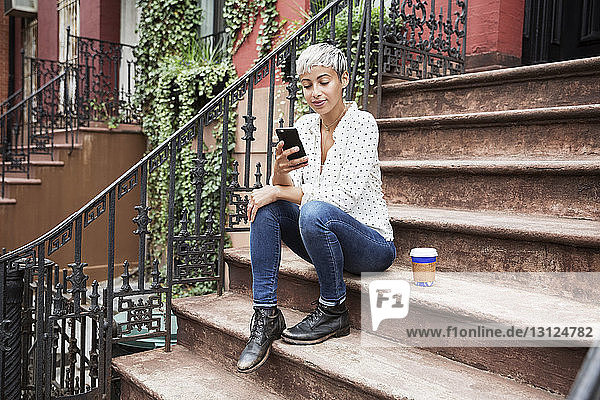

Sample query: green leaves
[136,0,238,298]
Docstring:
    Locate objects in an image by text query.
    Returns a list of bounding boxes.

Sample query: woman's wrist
[271,170,292,186]
[273,185,283,200]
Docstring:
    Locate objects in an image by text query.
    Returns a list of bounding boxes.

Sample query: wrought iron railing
[0,31,138,199]
[0,90,22,117]
[0,1,468,399]
[1,72,75,198]
[378,0,468,80]
[72,31,139,126]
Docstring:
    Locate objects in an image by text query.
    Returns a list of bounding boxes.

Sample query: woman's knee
[299,200,334,233]
[253,199,296,223]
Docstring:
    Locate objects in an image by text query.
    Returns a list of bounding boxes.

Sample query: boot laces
[248,309,268,343]
[302,299,325,327]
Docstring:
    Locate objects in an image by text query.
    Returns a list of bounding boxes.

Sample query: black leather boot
[237,306,286,373]
[281,300,350,345]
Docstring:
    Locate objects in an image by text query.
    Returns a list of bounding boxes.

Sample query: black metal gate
[0,1,468,398]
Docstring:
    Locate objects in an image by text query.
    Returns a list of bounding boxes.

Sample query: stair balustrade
[0,1,469,399]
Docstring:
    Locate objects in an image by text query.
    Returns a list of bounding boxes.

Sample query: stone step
[1,176,43,198]
[1,160,64,168]
[1,177,42,185]
[12,142,84,156]
[225,246,595,395]
[380,159,600,219]
[113,345,286,400]
[377,104,600,160]
[380,56,600,117]
[173,292,561,400]
[1,159,65,180]
[0,197,16,205]
[387,205,600,272]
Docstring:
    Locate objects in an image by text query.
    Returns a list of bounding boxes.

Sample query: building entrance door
[522,0,600,64]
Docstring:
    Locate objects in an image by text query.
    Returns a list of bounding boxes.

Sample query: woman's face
[299,65,349,116]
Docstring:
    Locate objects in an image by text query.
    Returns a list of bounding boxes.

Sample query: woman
[237,43,396,373]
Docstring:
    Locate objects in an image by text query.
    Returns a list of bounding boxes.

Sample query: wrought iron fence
[0,90,22,117]
[0,31,138,200]
[0,0,468,399]
[1,72,75,198]
[72,32,139,126]
[377,0,468,80]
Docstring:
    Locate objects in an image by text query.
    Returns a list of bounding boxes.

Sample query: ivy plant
[223,0,283,61]
[135,0,238,297]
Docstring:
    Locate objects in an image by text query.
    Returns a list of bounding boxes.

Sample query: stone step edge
[112,345,286,400]
[379,159,600,175]
[388,205,600,248]
[224,246,600,331]
[172,293,560,400]
[112,356,165,400]
[1,160,64,167]
[376,103,600,128]
[382,55,600,93]
[1,177,42,185]
[14,143,83,151]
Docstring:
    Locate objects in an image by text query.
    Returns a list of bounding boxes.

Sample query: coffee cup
[410,248,438,287]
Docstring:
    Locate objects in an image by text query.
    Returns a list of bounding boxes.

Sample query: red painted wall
[0,15,9,100]
[80,0,120,42]
[465,0,525,67]
[37,0,58,61]
[13,18,22,92]
[497,0,525,57]
[232,0,310,87]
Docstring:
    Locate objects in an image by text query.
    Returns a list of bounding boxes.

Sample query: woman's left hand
[247,185,281,223]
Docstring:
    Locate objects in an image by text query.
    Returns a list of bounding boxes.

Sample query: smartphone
[275,127,308,165]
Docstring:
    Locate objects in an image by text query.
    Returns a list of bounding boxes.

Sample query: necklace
[321,104,347,164]
[321,104,347,135]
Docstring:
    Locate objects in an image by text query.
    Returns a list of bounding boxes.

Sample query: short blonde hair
[296,43,347,80]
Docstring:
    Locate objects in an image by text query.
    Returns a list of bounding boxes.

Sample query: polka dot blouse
[288,101,394,241]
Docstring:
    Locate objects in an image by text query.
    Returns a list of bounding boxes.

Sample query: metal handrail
[1,72,71,198]
[0,0,346,262]
[0,1,471,398]
[0,89,22,114]
[0,73,65,120]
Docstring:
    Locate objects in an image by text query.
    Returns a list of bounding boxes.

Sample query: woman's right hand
[273,141,308,175]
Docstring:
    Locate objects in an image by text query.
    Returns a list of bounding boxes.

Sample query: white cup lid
[410,247,438,257]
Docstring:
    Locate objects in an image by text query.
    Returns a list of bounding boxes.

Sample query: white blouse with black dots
[287,101,394,241]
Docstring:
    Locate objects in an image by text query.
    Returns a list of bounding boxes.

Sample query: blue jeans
[250,199,396,307]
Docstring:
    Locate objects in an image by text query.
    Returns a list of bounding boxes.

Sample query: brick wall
[0,15,10,101]
[465,0,525,70]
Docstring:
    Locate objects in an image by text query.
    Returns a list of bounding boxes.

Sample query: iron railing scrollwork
[377,0,468,82]
[72,32,139,126]
[1,72,75,198]
[1,31,139,199]
[0,90,22,117]
[0,0,468,398]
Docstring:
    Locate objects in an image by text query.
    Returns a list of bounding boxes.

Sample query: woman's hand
[247,185,281,223]
[273,141,308,175]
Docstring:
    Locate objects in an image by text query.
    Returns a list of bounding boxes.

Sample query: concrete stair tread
[381,56,600,92]
[0,197,16,204]
[1,160,64,167]
[387,204,600,247]
[14,143,83,150]
[112,345,286,400]
[1,177,41,184]
[376,103,600,126]
[224,245,600,331]
[173,293,561,400]
[379,159,600,172]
